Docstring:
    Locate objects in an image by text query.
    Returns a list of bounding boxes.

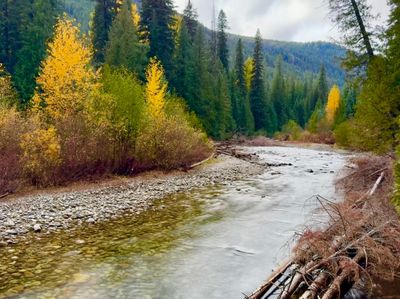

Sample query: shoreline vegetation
[247,152,400,299]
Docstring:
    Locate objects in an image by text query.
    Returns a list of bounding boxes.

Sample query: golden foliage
[326,84,341,123]
[20,126,62,185]
[145,58,167,120]
[244,57,254,92]
[131,3,141,28]
[33,14,97,119]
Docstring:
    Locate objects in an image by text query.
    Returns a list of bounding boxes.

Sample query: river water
[0,146,347,299]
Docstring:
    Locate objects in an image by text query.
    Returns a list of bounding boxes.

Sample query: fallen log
[368,171,385,196]
[246,259,293,299]
[321,251,365,299]
[299,271,330,299]
[279,260,319,299]
[186,152,215,170]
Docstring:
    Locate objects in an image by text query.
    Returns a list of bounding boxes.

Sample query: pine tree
[250,30,275,133]
[140,0,175,78]
[171,22,195,103]
[91,0,120,64]
[270,56,287,129]
[233,39,254,133]
[105,0,147,76]
[0,0,58,104]
[13,0,59,104]
[308,64,328,117]
[217,10,229,71]
[183,0,198,40]
[328,0,377,66]
[33,15,97,119]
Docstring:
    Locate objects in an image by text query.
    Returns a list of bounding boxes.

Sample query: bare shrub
[0,106,26,193]
[55,112,115,182]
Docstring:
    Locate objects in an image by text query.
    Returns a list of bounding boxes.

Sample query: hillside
[62,0,345,84]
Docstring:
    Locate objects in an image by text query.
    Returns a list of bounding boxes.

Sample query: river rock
[33,224,41,232]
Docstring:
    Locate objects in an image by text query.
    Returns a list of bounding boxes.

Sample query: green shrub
[135,116,213,170]
[282,120,303,141]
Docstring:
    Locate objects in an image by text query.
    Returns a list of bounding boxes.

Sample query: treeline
[0,0,349,141]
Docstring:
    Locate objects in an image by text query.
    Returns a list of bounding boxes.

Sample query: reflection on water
[0,147,347,299]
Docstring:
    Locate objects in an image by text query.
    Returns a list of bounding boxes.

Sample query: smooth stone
[33,224,41,232]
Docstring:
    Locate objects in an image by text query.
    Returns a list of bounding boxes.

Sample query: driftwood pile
[247,155,400,299]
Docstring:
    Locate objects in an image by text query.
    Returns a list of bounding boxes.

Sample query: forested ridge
[62,0,346,84]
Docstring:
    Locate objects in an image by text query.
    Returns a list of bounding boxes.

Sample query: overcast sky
[174,0,390,42]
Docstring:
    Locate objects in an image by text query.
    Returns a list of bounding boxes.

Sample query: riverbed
[0,146,348,299]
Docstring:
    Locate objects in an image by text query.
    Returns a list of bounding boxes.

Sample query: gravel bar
[0,154,264,246]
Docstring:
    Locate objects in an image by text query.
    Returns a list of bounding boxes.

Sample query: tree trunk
[350,0,375,59]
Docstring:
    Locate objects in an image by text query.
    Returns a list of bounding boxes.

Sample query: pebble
[33,224,41,232]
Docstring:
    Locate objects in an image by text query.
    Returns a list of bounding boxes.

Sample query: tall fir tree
[270,56,287,129]
[140,0,175,78]
[0,0,58,104]
[91,0,120,64]
[217,10,229,71]
[250,30,276,133]
[308,64,328,119]
[14,0,59,104]
[171,22,195,104]
[105,0,148,76]
[233,39,254,133]
[182,0,198,40]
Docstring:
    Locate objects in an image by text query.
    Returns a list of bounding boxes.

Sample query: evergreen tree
[233,39,254,133]
[171,22,195,103]
[328,0,377,64]
[13,0,59,104]
[308,64,328,118]
[0,0,59,104]
[217,10,229,71]
[250,30,275,133]
[270,56,287,129]
[140,0,175,78]
[182,0,198,40]
[105,0,147,76]
[91,0,120,64]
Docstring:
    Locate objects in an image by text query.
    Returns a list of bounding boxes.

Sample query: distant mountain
[62,0,346,84]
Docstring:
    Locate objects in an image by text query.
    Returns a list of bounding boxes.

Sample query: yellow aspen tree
[244,57,254,93]
[325,84,341,123]
[131,3,141,28]
[33,14,97,119]
[145,58,167,120]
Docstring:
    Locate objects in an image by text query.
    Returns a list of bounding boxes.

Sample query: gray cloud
[174,0,390,42]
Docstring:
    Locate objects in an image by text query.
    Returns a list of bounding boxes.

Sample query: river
[0,146,347,299]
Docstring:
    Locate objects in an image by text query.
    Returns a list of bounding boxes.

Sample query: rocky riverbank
[0,153,264,246]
